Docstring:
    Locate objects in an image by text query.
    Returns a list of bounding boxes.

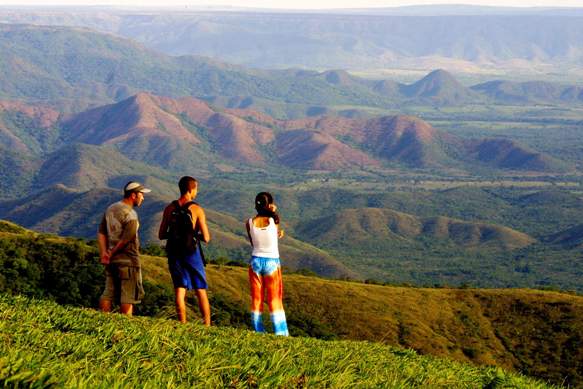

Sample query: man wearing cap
[97,181,151,315]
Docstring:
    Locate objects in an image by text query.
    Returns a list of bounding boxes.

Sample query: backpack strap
[180,200,198,238]
[182,201,205,264]
[173,200,196,210]
[182,201,197,209]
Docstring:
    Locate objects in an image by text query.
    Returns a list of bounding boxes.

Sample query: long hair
[255,192,280,224]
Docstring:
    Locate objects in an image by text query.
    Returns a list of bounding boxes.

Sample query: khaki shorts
[101,264,145,305]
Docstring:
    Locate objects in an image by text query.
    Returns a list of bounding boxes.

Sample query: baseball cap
[123,181,152,194]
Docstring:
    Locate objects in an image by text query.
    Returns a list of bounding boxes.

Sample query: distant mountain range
[1,24,583,119]
[0,91,568,199]
[0,90,578,281]
[1,8,583,71]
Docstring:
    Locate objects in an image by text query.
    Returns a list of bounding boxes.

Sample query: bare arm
[246,219,253,247]
[97,232,110,265]
[192,205,211,243]
[108,219,138,259]
[268,204,284,239]
[97,216,110,264]
[108,238,131,258]
[158,205,171,240]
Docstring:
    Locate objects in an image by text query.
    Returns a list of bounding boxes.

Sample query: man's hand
[278,229,285,239]
[100,251,111,265]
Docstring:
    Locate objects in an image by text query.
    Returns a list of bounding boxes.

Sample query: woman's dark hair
[255,192,280,224]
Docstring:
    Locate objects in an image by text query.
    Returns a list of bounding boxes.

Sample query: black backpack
[166,200,198,256]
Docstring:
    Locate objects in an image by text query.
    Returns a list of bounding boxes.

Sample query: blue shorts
[168,249,207,290]
[249,256,281,276]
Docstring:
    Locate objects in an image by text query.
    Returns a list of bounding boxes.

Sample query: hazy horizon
[0,1,582,9]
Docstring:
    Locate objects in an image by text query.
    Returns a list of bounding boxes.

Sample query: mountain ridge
[295,207,536,251]
[2,23,583,118]
[3,10,583,71]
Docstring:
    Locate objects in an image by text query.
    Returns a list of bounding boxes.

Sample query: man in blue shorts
[158,176,211,325]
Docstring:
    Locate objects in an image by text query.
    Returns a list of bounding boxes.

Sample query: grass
[0,294,553,388]
[139,256,583,387]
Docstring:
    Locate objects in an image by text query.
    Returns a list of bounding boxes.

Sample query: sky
[1,0,582,9]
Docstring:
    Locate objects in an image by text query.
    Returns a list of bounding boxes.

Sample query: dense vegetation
[3,177,583,291]
[0,224,102,307]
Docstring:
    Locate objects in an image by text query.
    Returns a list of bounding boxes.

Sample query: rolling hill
[545,223,583,248]
[471,80,583,104]
[0,145,39,199]
[295,207,535,251]
[0,24,390,113]
[0,100,61,197]
[2,22,583,119]
[275,130,379,170]
[34,143,174,192]
[401,69,482,105]
[465,138,568,173]
[0,100,61,154]
[54,92,565,173]
[0,223,580,387]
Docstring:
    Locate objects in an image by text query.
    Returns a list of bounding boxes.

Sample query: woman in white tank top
[245,192,289,336]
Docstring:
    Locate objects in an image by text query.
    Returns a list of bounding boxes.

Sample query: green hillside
[3,182,583,289]
[35,144,176,191]
[0,294,551,389]
[0,145,39,199]
[0,24,389,114]
[3,23,582,119]
[0,183,357,279]
[1,221,582,386]
[295,207,535,250]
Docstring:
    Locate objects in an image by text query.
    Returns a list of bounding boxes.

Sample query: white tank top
[248,217,280,258]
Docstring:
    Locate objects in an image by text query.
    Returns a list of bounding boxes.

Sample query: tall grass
[0,294,553,388]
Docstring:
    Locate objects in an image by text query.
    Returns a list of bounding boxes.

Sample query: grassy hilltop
[0,294,552,388]
[1,220,582,386]
[170,261,583,387]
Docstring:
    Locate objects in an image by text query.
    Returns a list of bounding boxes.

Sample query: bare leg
[175,287,187,323]
[99,298,112,313]
[195,289,211,327]
[120,303,133,316]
